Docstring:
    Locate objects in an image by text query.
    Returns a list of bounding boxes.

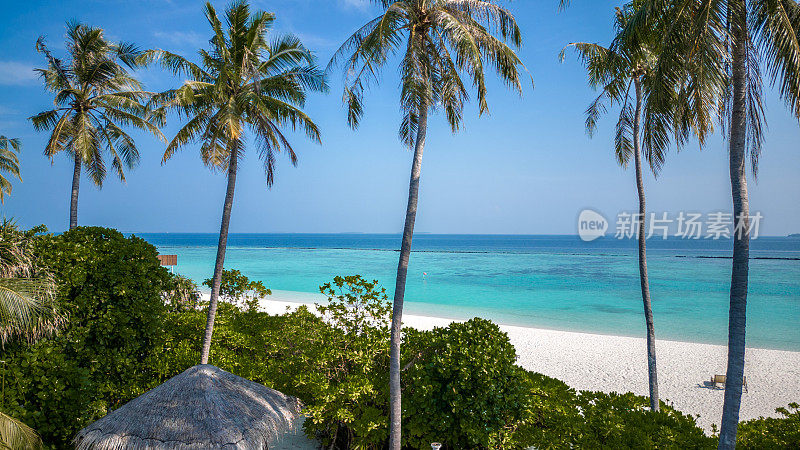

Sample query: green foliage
[145,275,719,450]
[513,375,715,449]
[402,318,530,449]
[30,23,164,187]
[1,227,170,447]
[569,391,714,449]
[0,410,43,450]
[164,274,201,312]
[511,371,585,448]
[295,276,392,448]
[203,268,270,310]
[0,136,22,203]
[737,403,800,449]
[149,275,393,449]
[147,1,326,186]
[7,251,794,449]
[0,220,61,345]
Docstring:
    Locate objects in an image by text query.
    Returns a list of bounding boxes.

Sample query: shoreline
[234,291,800,432]
[208,289,797,352]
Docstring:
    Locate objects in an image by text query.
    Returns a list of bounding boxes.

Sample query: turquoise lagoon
[140,234,800,351]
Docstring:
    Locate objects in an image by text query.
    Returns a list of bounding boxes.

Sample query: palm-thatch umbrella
[74,365,303,449]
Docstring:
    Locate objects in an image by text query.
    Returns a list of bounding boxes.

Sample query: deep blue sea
[138,233,800,351]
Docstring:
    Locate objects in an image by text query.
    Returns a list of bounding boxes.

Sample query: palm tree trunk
[199,149,239,365]
[70,154,81,230]
[633,78,659,412]
[388,103,428,450]
[719,5,750,448]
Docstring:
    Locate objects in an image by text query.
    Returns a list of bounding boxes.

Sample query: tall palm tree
[146,1,326,365]
[329,1,527,446]
[29,22,165,229]
[0,220,61,450]
[562,4,680,413]
[0,136,22,204]
[615,0,800,447]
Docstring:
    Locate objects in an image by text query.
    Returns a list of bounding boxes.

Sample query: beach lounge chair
[711,374,748,393]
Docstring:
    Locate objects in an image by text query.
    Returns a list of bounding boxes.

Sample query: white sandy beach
[254,293,800,434]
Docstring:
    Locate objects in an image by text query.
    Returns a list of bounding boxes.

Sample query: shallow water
[139,234,800,351]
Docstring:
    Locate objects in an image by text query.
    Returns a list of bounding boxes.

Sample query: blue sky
[1,0,798,235]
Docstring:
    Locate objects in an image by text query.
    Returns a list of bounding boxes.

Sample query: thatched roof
[74,365,303,449]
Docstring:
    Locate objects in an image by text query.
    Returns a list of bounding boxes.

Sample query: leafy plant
[402,318,530,449]
[164,274,201,312]
[146,0,326,365]
[737,403,800,449]
[0,220,61,345]
[2,227,170,447]
[203,269,270,311]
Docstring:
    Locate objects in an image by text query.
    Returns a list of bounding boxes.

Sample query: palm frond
[0,136,22,203]
[0,411,43,450]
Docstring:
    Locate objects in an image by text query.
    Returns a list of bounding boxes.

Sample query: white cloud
[294,32,337,50]
[340,0,369,9]
[153,30,207,49]
[0,61,38,86]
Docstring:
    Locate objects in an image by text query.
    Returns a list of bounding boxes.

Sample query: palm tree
[329,1,527,446]
[29,22,165,229]
[0,220,61,450]
[146,1,326,365]
[562,5,679,413]
[615,0,800,447]
[0,136,22,204]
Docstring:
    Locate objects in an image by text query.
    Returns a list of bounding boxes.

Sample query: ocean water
[139,233,800,351]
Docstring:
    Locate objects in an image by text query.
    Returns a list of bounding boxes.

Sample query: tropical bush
[1,227,171,447]
[569,391,714,448]
[737,403,800,449]
[203,268,270,310]
[402,319,531,449]
[164,274,201,312]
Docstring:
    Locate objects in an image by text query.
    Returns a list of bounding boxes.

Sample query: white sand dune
[257,294,800,433]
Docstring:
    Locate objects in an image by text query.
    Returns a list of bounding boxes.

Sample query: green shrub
[1,227,170,447]
[270,275,392,449]
[402,318,530,449]
[203,268,270,310]
[164,274,201,312]
[570,391,715,449]
[511,371,585,448]
[737,403,800,449]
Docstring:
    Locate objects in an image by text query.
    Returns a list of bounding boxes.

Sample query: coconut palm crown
[29,22,165,229]
[330,0,527,144]
[145,0,327,364]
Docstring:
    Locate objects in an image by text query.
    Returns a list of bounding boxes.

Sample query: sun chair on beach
[711,374,748,393]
